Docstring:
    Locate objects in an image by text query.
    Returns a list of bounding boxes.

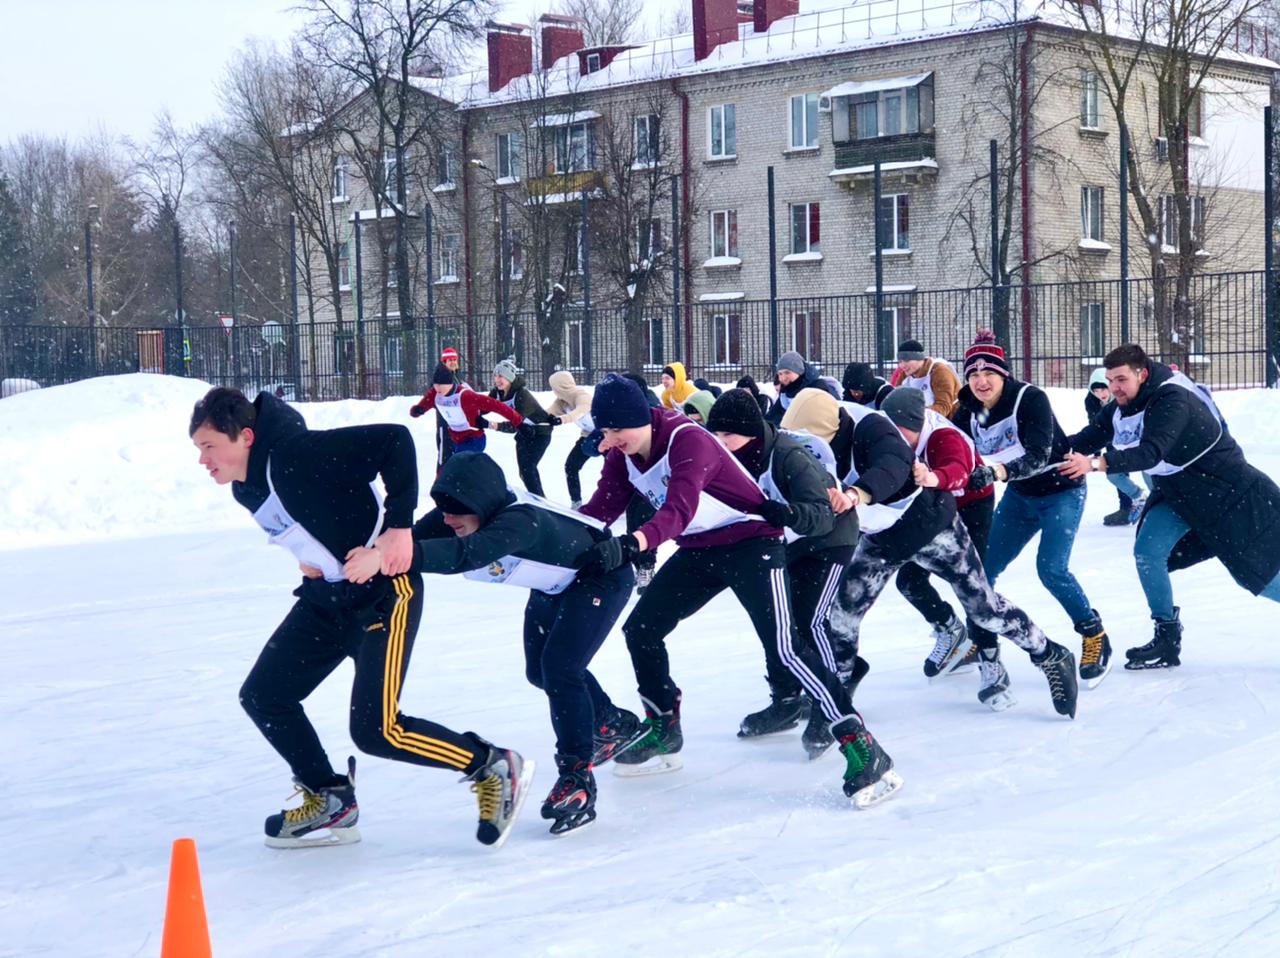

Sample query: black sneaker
[1075,611,1113,688]
[264,756,361,848]
[738,689,806,738]
[590,706,645,766]
[614,693,683,776]
[464,738,535,848]
[1102,508,1131,527]
[834,720,903,808]
[1031,641,1079,718]
[1126,609,1182,669]
[541,756,597,836]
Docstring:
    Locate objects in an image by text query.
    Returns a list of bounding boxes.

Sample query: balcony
[830,132,937,185]
[525,169,603,204]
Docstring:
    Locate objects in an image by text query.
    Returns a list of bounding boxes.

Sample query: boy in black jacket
[1085,367,1145,525]
[189,387,527,849]
[344,452,642,835]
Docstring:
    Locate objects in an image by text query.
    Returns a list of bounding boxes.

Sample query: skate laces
[978,656,1006,688]
[282,787,327,825]
[471,773,503,821]
[927,628,955,665]
[840,733,872,774]
[1081,633,1105,667]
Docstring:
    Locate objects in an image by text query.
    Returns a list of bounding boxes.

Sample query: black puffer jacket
[765,363,841,426]
[490,375,553,435]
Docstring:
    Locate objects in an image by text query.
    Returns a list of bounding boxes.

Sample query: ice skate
[614,693,683,777]
[738,688,806,738]
[924,612,975,681]
[264,756,361,849]
[541,756,597,837]
[1031,641,1079,718]
[1075,611,1113,688]
[590,705,646,766]
[1126,609,1182,670]
[834,720,902,809]
[464,738,535,848]
[976,647,1016,712]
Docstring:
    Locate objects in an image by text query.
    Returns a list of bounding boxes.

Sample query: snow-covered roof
[821,72,933,99]
[533,110,602,128]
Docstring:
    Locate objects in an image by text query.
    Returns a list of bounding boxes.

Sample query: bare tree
[555,0,642,46]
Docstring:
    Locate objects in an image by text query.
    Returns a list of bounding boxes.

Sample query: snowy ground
[4,375,1280,957]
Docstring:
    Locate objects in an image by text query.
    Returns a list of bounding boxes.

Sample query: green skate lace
[841,735,872,777]
[283,787,326,824]
[471,774,502,821]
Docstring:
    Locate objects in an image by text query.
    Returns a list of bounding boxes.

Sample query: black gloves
[547,415,563,427]
[574,533,640,578]
[968,465,996,491]
[518,420,537,437]
[409,404,426,418]
[757,498,794,529]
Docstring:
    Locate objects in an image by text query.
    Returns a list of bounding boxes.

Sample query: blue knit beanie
[591,373,652,429]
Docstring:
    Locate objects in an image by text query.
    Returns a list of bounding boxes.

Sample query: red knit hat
[440,346,459,363]
[963,330,1010,379]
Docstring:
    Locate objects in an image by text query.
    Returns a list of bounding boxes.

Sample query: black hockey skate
[614,693,683,777]
[923,612,974,680]
[802,657,870,760]
[833,719,903,809]
[1075,611,1113,689]
[1125,609,1182,670]
[590,705,646,766]
[464,737,535,848]
[738,688,806,738]
[541,756,597,836]
[264,756,360,848]
[1031,641,1079,718]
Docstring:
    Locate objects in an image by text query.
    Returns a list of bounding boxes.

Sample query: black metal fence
[3,269,1276,398]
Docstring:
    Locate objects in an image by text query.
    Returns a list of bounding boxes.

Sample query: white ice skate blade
[488,759,536,851]
[264,825,362,849]
[1084,658,1114,690]
[613,754,683,777]
[851,770,904,809]
[982,690,1017,712]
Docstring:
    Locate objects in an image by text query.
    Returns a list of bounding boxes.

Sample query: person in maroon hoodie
[574,374,900,808]
[410,363,530,455]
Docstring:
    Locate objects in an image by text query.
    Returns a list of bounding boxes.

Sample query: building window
[641,317,662,366]
[710,209,738,258]
[332,157,347,200]
[789,93,819,149]
[1188,90,1204,138]
[1080,71,1100,128]
[585,52,601,73]
[634,114,660,166]
[553,122,592,173]
[383,150,399,203]
[877,306,913,364]
[848,81,933,141]
[439,232,460,280]
[383,334,404,376]
[636,218,661,261]
[338,241,352,289]
[497,132,522,180]
[712,312,742,365]
[709,104,736,158]
[435,146,456,188]
[567,221,586,273]
[384,237,398,287]
[507,228,524,279]
[334,331,356,377]
[1192,195,1207,245]
[877,194,909,250]
[792,310,822,361]
[789,202,820,255]
[1080,302,1105,359]
[1081,186,1104,241]
[564,318,585,369]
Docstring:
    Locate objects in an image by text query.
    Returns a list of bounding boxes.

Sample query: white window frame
[789,93,819,150]
[1160,195,1179,251]
[439,232,461,281]
[1080,302,1105,360]
[553,122,591,173]
[851,85,928,140]
[382,150,400,203]
[1080,70,1100,128]
[385,237,398,287]
[508,228,525,280]
[709,104,736,159]
[878,306,913,364]
[633,114,660,166]
[877,194,909,251]
[1081,186,1104,241]
[791,309,822,361]
[332,157,348,201]
[636,218,661,261]
[338,240,352,290]
[383,333,404,376]
[710,209,738,259]
[564,318,586,370]
[585,52,601,73]
[789,202,820,255]
[435,146,456,189]
[1191,195,1207,245]
[497,132,522,180]
[711,312,742,366]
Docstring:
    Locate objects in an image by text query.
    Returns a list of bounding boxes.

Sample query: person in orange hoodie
[658,362,696,410]
[889,340,960,417]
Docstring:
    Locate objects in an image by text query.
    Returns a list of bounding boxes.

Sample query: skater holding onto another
[432,346,469,475]
[410,361,525,456]
[841,362,893,410]
[889,340,961,417]
[189,387,529,849]
[951,331,1115,689]
[765,350,840,426]
[1062,344,1280,669]
[548,370,595,507]
[490,357,556,496]
[344,451,643,835]
[1085,368,1146,526]
[576,375,900,806]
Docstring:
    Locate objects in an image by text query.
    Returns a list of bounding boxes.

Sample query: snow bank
[1,373,1277,550]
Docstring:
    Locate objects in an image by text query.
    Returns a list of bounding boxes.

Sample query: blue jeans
[453,434,486,455]
[1137,501,1280,617]
[1106,471,1144,501]
[982,484,1094,625]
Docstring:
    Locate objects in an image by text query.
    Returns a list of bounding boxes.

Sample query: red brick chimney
[753,0,799,33]
[539,14,585,70]
[692,0,740,61]
[486,21,532,93]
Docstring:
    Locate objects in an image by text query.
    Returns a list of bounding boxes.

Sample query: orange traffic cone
[161,838,212,957]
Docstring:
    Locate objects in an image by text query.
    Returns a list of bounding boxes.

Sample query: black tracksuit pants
[516,430,552,496]
[895,495,998,649]
[239,574,484,791]
[782,545,857,681]
[621,537,859,727]
[436,418,456,477]
[564,438,592,503]
[523,564,634,763]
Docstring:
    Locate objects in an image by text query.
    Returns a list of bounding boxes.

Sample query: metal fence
[3,269,1276,398]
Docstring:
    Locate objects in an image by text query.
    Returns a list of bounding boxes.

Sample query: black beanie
[431,362,455,385]
[882,386,926,432]
[842,362,876,396]
[897,340,926,362]
[705,388,765,438]
[591,373,652,429]
[736,375,761,397]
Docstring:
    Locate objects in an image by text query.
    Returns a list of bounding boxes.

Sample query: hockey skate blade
[1124,658,1180,671]
[850,771,904,809]
[549,810,598,837]
[1084,658,1114,689]
[487,759,536,851]
[804,740,836,761]
[981,690,1017,712]
[264,825,362,849]
[613,754,683,777]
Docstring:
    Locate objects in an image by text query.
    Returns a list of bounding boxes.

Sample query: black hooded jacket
[231,392,419,560]
[841,363,892,409]
[765,363,841,426]
[1068,363,1280,593]
[409,452,609,579]
[490,375,553,434]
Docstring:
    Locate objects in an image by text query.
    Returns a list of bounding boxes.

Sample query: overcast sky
[0,0,684,145]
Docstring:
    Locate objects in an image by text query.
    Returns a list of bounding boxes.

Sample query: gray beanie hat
[493,356,521,382]
[776,351,806,376]
[882,386,926,432]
